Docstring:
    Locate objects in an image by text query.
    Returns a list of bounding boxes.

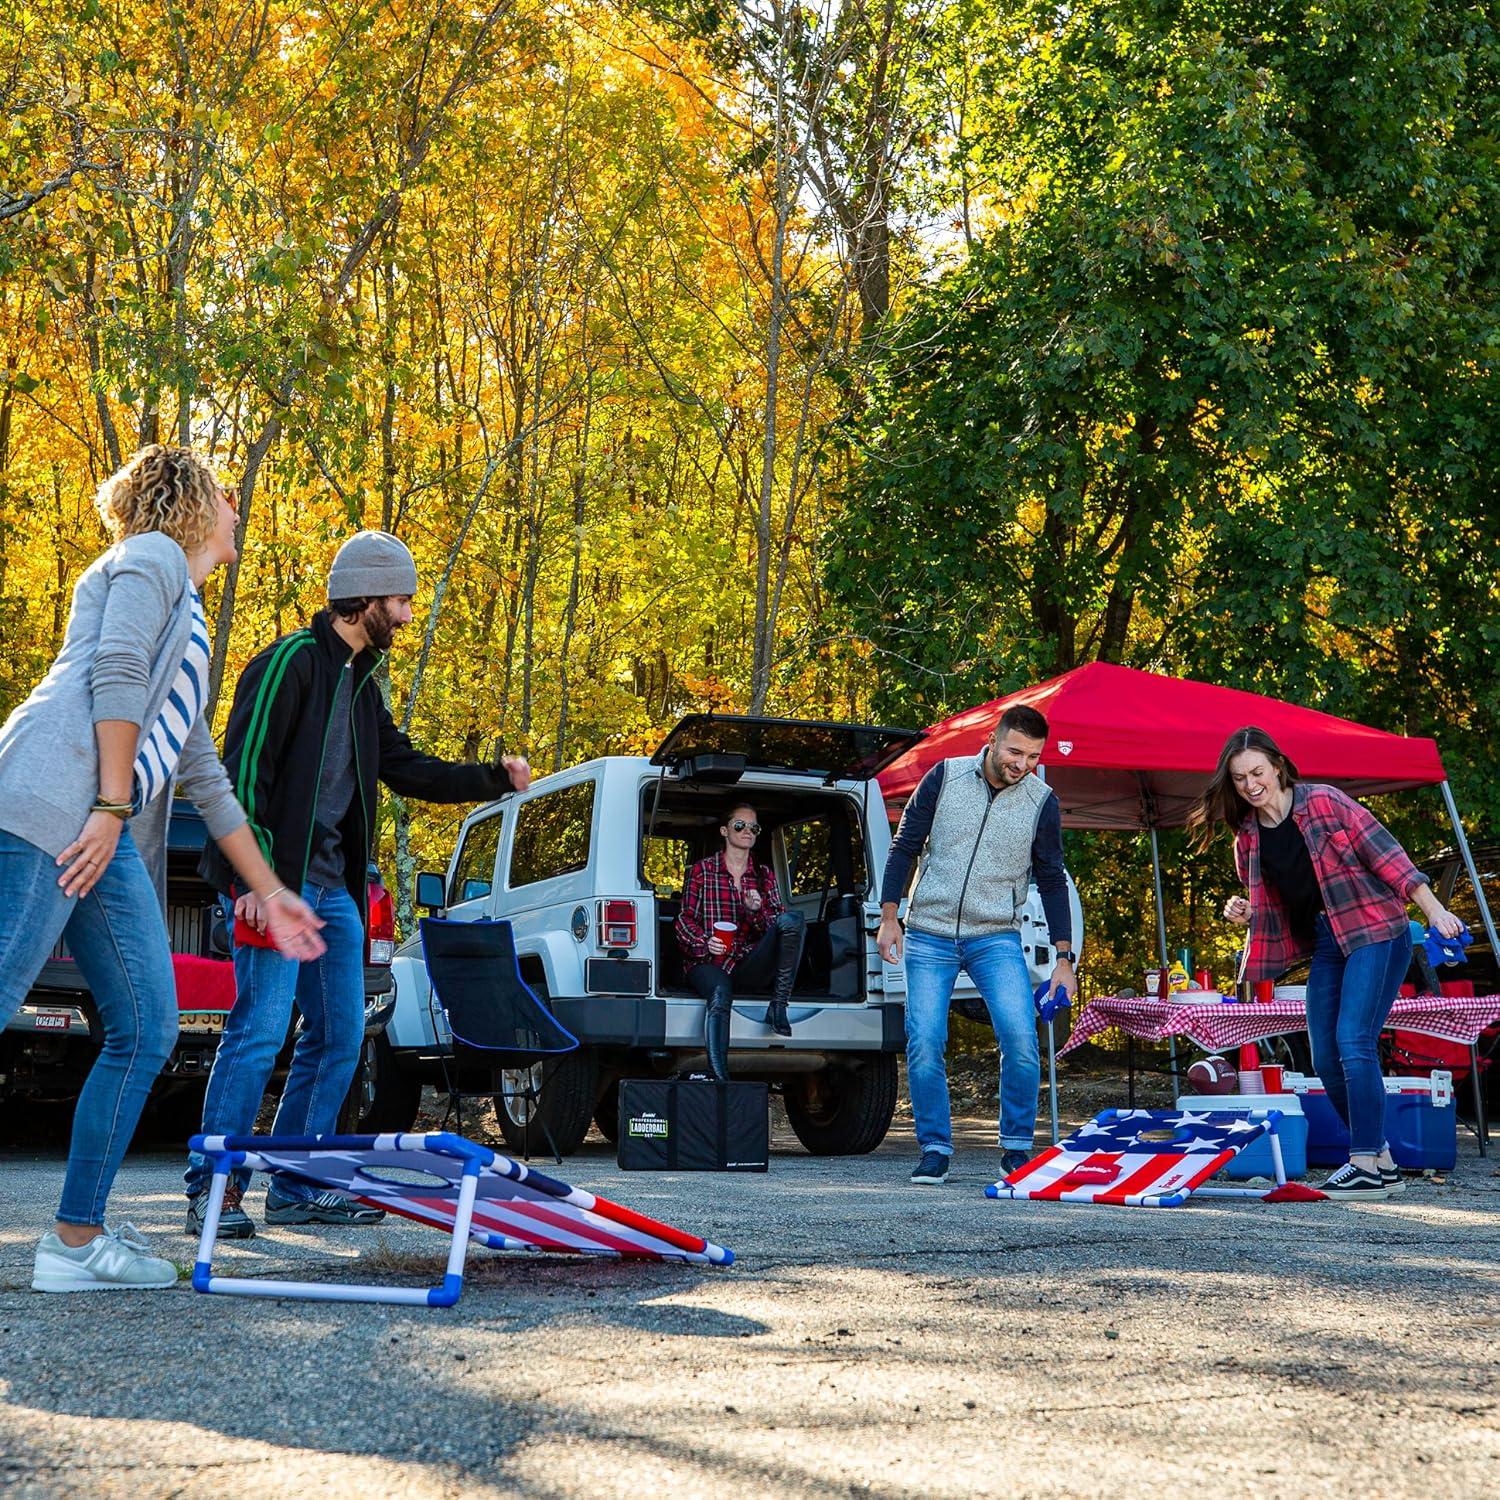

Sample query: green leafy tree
[826,0,1500,844]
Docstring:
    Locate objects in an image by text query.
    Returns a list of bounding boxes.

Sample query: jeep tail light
[367,880,396,966]
[598,898,637,948]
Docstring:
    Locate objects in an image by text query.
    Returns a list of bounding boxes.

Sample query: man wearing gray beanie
[187,530,530,1238]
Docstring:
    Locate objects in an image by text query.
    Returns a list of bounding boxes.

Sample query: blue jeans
[1306,913,1410,1156]
[0,828,177,1225]
[904,927,1038,1155]
[185,881,364,1200]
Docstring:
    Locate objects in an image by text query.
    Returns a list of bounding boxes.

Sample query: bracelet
[92,798,132,821]
[261,885,289,904]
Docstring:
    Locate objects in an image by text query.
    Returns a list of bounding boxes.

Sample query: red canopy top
[878,662,1447,830]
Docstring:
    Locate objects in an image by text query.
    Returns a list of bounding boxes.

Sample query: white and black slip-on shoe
[1320,1163,1388,1200]
[32,1224,178,1293]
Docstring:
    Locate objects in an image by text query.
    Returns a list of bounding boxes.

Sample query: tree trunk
[748,10,795,714]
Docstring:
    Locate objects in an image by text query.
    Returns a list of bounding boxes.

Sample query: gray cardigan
[0,531,246,894]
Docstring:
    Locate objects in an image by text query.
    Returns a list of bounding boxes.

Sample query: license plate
[32,1011,71,1031]
[178,1011,227,1034]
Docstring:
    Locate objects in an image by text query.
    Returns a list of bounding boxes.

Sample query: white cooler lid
[1283,1072,1452,1102]
[1175,1093,1305,1116]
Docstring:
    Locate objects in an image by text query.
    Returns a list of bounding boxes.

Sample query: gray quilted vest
[905,753,1052,939]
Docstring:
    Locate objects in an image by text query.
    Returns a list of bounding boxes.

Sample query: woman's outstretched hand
[1428,907,1465,940]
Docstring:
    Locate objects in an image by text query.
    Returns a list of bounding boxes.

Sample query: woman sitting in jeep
[676,802,807,1076]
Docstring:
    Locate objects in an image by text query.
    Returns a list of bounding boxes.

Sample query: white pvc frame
[191,1133,481,1307]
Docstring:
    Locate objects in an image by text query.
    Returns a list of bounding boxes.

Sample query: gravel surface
[2,1089,1497,1498]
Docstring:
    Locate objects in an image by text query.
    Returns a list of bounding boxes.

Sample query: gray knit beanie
[327,530,418,600]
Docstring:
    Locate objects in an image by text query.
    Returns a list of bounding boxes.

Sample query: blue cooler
[1289,1072,1456,1171]
[1173,1093,1308,1180]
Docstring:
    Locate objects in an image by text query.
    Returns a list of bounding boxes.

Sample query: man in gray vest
[877,704,1076,1184]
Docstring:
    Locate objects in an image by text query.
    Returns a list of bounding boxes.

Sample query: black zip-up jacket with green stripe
[199,609,506,924]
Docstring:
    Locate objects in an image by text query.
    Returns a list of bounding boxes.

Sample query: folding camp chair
[421,918,580,1162]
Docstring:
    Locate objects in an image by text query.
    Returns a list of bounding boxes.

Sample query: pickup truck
[376,715,1083,1156]
[0,802,398,1136]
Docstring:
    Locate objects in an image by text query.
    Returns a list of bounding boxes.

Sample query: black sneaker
[1320,1163,1388,1200]
[910,1150,950,1185]
[1000,1149,1031,1177]
[186,1183,256,1240]
[1380,1163,1405,1194]
[264,1186,385,1225]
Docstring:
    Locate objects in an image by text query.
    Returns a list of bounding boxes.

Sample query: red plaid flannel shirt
[676,852,783,972]
[1235,783,1428,983]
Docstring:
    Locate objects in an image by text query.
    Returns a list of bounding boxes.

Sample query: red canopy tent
[878,662,1448,827]
[878,664,1498,1138]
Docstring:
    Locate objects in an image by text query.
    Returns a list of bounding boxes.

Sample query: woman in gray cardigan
[0,445,325,1293]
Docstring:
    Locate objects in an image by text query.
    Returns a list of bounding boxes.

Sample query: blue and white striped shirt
[132,589,210,813]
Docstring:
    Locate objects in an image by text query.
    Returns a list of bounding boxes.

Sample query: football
[1186,1054,1236,1095]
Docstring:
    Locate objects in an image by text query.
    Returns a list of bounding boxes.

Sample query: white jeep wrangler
[373,715,1082,1155]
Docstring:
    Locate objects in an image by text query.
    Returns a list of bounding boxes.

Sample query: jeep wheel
[343,1033,423,1134]
[784,1054,897,1155]
[495,1048,598,1157]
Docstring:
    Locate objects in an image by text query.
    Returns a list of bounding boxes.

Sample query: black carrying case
[616,1079,769,1172]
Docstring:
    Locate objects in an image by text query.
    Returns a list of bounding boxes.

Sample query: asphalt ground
[2,1095,1498,1499]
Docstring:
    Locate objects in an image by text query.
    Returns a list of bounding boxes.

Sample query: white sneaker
[32,1223,179,1293]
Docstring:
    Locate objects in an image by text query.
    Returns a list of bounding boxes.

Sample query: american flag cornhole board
[189,1132,733,1307]
[987,1109,1322,1208]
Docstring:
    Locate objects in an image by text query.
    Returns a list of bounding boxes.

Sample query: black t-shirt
[305,661,355,888]
[1258,813,1323,940]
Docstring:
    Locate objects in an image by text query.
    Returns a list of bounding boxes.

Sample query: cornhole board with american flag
[188,1132,733,1307]
[987,1109,1322,1208]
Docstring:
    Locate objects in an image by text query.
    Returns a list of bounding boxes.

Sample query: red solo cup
[1260,1063,1285,1093]
[1254,979,1275,1003]
[712,921,737,947]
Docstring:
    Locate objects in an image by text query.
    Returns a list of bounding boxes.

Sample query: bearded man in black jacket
[185,531,529,1238]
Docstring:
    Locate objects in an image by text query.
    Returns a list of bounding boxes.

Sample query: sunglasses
[730,819,762,835]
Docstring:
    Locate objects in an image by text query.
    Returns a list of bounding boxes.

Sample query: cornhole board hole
[986,1109,1325,1208]
[189,1132,733,1307]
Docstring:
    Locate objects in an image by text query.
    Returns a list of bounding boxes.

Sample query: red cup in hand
[711,920,737,956]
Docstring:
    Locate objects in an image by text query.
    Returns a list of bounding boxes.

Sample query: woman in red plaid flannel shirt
[675,801,807,1076]
[1194,727,1463,1199]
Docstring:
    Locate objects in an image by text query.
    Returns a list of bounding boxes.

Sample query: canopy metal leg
[1439,781,1495,1155]
[1470,1046,1489,1156]
[1149,826,1179,1085]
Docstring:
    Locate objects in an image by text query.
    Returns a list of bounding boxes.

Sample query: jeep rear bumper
[550,996,905,1053]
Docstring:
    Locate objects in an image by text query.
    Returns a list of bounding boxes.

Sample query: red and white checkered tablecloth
[1058,994,1500,1057]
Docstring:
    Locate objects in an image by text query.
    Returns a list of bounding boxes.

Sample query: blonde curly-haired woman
[0,445,325,1292]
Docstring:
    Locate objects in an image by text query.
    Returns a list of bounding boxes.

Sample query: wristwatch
[1054,947,1075,963]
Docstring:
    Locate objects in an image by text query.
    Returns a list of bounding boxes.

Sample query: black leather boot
[705,996,732,1081]
[762,912,805,1037]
